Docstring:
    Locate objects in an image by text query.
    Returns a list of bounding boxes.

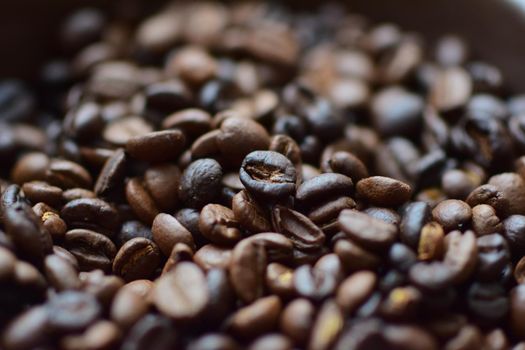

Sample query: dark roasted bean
[64,229,117,272]
[47,291,101,333]
[432,199,472,231]
[229,238,267,303]
[126,130,185,163]
[334,238,381,271]
[400,201,432,249]
[273,206,325,251]
[94,148,127,199]
[152,213,195,256]
[125,177,160,225]
[61,198,120,236]
[113,238,161,282]
[240,151,296,200]
[179,158,223,208]
[339,209,397,251]
[199,204,241,245]
[232,190,272,233]
[296,173,353,206]
[4,202,53,263]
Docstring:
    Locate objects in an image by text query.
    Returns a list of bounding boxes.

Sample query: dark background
[1,0,525,90]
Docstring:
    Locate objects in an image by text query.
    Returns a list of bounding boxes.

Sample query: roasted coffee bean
[152,213,195,256]
[46,159,92,190]
[248,334,292,350]
[229,238,267,303]
[444,230,478,284]
[232,190,272,233]
[388,243,418,272]
[113,238,161,282]
[266,263,295,297]
[269,134,302,183]
[357,176,411,207]
[2,306,50,350]
[308,196,357,233]
[94,148,127,199]
[61,198,120,235]
[228,295,282,340]
[432,199,472,231]
[466,184,510,217]
[511,285,525,337]
[293,255,342,301]
[279,298,315,346]
[296,173,353,206]
[34,204,67,240]
[371,86,424,137]
[64,229,117,272]
[78,269,124,307]
[162,109,212,138]
[309,300,344,350]
[143,164,181,212]
[504,215,525,256]
[400,201,432,249]
[471,204,503,236]
[60,320,121,350]
[441,169,479,200]
[488,173,525,216]
[199,204,241,245]
[110,285,150,329]
[216,117,270,167]
[62,188,97,202]
[384,324,438,350]
[363,207,401,226]
[179,158,223,208]
[323,151,369,182]
[430,66,472,114]
[194,244,232,271]
[44,254,81,291]
[485,329,509,350]
[4,202,53,263]
[467,282,508,324]
[476,234,509,282]
[22,181,63,207]
[126,130,185,163]
[153,262,208,320]
[336,271,377,314]
[187,334,240,350]
[121,313,179,350]
[240,151,296,200]
[204,267,236,327]
[115,220,153,247]
[418,222,445,261]
[409,261,454,291]
[162,243,194,274]
[46,291,101,333]
[515,256,525,283]
[334,238,381,271]
[125,177,160,225]
[247,232,294,263]
[273,206,325,251]
[339,209,397,251]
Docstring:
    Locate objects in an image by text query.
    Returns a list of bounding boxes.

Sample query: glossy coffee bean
[199,204,241,245]
[113,238,161,282]
[179,158,223,208]
[240,151,297,200]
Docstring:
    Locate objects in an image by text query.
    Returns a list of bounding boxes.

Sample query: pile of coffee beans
[3,1,525,349]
